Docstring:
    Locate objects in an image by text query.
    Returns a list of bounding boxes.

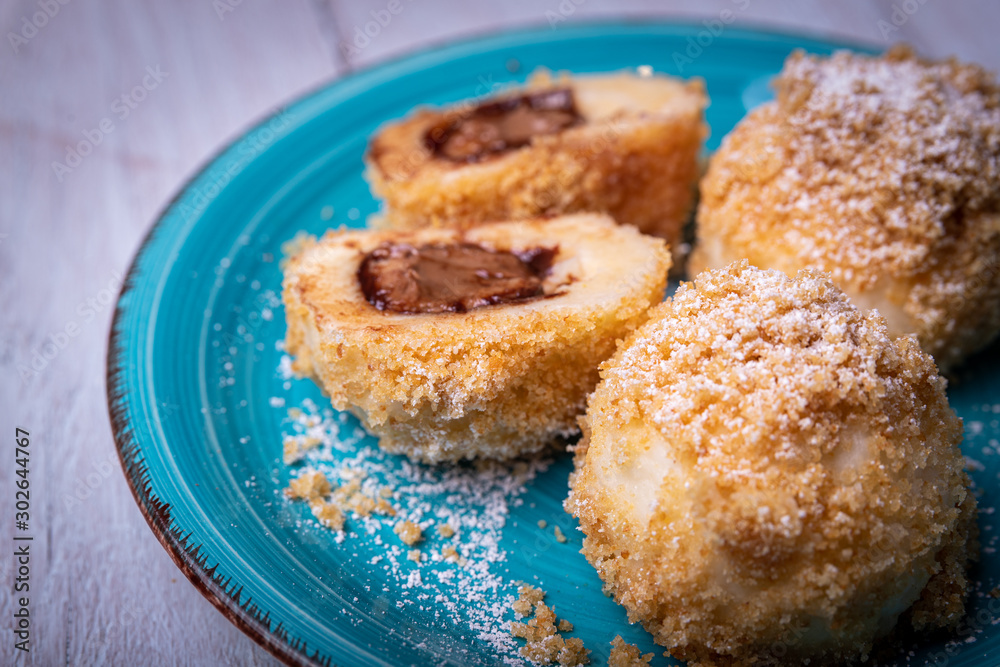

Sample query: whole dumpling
[691,46,1000,371]
[567,261,977,666]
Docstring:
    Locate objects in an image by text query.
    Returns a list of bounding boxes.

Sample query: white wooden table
[2,1,996,664]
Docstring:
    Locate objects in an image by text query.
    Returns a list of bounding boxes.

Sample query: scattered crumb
[282,437,299,465]
[286,437,322,460]
[511,600,557,643]
[285,462,400,534]
[519,634,563,664]
[608,635,653,666]
[343,465,366,480]
[276,399,556,662]
[374,498,397,516]
[554,525,567,543]
[309,500,345,531]
[281,406,326,463]
[558,639,589,667]
[441,545,465,565]
[394,520,423,546]
[509,585,589,665]
[284,470,330,500]
[285,470,344,531]
[990,586,1000,599]
[538,519,548,529]
[348,493,376,517]
[332,476,359,496]
[512,584,546,616]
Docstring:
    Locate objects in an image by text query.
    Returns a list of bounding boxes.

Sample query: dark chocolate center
[358,242,557,314]
[424,88,582,163]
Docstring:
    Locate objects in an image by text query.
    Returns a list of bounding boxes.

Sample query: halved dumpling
[282,213,671,463]
[365,69,707,252]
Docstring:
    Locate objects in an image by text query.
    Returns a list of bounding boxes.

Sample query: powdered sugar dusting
[774,47,1000,280]
[280,400,553,665]
[703,46,1000,288]
[697,46,1000,369]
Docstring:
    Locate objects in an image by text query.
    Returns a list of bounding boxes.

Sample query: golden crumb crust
[366,71,707,247]
[692,46,1000,370]
[566,261,977,666]
[283,214,670,463]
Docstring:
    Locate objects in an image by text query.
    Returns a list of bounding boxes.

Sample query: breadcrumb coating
[567,261,977,666]
[366,70,706,249]
[692,46,1000,370]
[283,214,670,463]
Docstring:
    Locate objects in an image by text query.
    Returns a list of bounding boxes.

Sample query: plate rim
[105,20,885,667]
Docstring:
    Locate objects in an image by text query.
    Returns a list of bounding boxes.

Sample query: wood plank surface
[1,1,995,665]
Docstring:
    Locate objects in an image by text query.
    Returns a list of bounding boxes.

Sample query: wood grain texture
[1,1,995,665]
[1,1,338,665]
[325,0,1000,72]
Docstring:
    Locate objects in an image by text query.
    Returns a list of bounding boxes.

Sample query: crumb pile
[567,261,978,666]
[278,398,556,665]
[284,466,398,532]
[694,45,1000,369]
[509,584,589,666]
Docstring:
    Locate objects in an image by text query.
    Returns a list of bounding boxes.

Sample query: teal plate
[107,22,1000,667]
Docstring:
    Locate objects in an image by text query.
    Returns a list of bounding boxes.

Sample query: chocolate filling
[358,242,558,314]
[424,88,583,163]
